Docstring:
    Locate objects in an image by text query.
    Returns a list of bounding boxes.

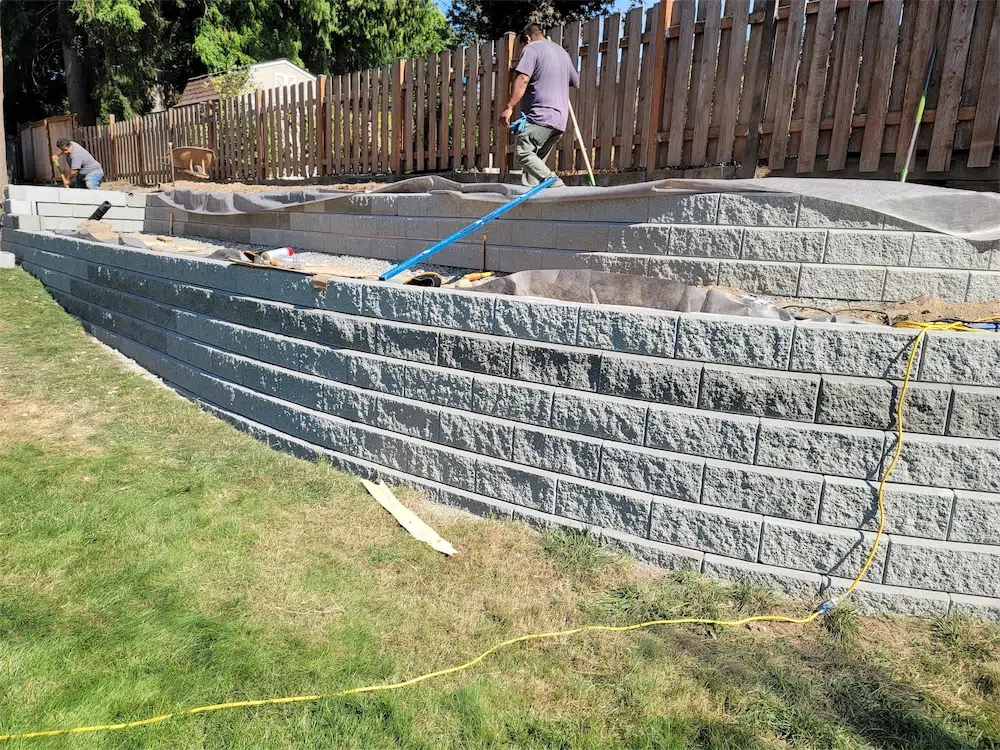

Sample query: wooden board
[479,40,494,170]
[691,0,722,165]
[452,46,465,169]
[403,60,414,173]
[439,50,452,170]
[968,2,1000,167]
[665,0,695,166]
[416,59,426,172]
[465,45,478,169]
[767,0,806,169]
[617,7,643,169]
[738,0,777,174]
[560,21,583,170]
[427,52,438,170]
[796,0,837,172]
[926,0,976,171]
[597,13,622,169]
[859,0,904,170]
[496,35,515,173]
[579,18,601,171]
[826,0,868,171]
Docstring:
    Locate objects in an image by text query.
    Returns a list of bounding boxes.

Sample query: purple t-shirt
[514,40,579,132]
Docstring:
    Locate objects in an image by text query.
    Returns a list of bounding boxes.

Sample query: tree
[446,0,613,43]
[0,0,7,189]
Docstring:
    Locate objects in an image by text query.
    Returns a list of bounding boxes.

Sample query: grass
[0,267,999,749]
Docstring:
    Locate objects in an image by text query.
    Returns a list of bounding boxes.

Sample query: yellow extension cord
[2,318,996,743]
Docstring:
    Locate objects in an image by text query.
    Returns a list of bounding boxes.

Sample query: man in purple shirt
[500,23,579,187]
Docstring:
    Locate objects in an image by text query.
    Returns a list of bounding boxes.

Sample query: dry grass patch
[0,395,106,455]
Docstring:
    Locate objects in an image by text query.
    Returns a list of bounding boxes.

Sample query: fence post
[393,59,404,176]
[643,1,669,179]
[316,75,327,177]
[256,89,266,181]
[496,32,515,176]
[738,0,777,178]
[135,116,145,185]
[108,114,117,181]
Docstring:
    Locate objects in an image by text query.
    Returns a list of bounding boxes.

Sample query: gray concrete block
[375,323,438,364]
[562,251,651,276]
[646,257,719,285]
[949,490,1000,545]
[647,193,720,224]
[553,221,611,252]
[598,353,701,406]
[646,405,758,463]
[471,376,553,425]
[438,330,512,377]
[741,228,826,262]
[756,419,885,480]
[797,197,883,229]
[817,376,950,433]
[424,484,515,520]
[797,264,886,301]
[512,424,603,480]
[883,268,970,303]
[948,385,1000,439]
[439,410,513,460]
[319,381,378,423]
[822,578,950,617]
[39,217,81,231]
[375,397,439,440]
[361,283,425,323]
[576,305,678,358]
[348,355,406,395]
[555,477,652,537]
[949,593,1000,623]
[601,529,703,571]
[580,197,650,223]
[965,272,1000,302]
[701,461,823,523]
[484,246,543,273]
[511,341,601,391]
[909,233,992,270]
[403,363,474,410]
[760,517,887,582]
[611,224,671,254]
[668,226,743,259]
[717,260,800,296]
[650,497,762,561]
[699,364,819,421]
[819,477,953,539]
[511,506,598,534]
[476,459,557,512]
[494,296,580,345]
[884,536,1000,597]
[550,390,647,443]
[887,431,1000,492]
[790,322,923,378]
[3,214,41,230]
[921,330,1000,386]
[717,193,799,227]
[37,202,76,217]
[703,555,824,600]
[823,230,913,266]
[675,313,794,370]
[358,429,476,491]
[423,288,495,333]
[599,443,703,502]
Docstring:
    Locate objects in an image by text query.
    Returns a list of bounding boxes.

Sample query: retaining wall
[3,185,149,233]
[4,226,1000,621]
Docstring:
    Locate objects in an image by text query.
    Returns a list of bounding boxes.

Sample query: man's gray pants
[515,123,563,187]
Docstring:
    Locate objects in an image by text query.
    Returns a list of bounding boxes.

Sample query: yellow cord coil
[4,318,993,743]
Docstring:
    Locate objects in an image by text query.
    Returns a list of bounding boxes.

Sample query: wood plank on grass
[826,0,868,171]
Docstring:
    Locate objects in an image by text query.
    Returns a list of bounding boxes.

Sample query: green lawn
[0,267,998,749]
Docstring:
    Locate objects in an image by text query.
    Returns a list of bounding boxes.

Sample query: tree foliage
[446,0,614,43]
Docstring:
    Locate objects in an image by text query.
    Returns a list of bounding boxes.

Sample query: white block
[3,199,32,215]
[56,188,128,206]
[39,216,80,231]
[38,202,76,217]
[126,193,150,208]
[0,251,15,269]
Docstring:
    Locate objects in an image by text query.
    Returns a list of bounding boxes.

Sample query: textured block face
[438,331,512,377]
[701,461,822,523]
[760,518,886,582]
[646,258,720,285]
[424,289,495,333]
[797,265,886,301]
[439,410,513,460]
[550,392,647,443]
[822,579,950,618]
[647,193,720,224]
[888,432,1000,492]
[675,314,794,370]
[555,478,652,536]
[819,478,952,539]
[598,354,701,407]
[883,269,970,303]
[494,297,579,345]
[553,221,611,252]
[512,425,602,480]
[816,376,893,429]
[669,226,743,259]
[650,498,762,561]
[797,197,883,229]
[703,555,823,599]
[361,284,425,323]
[949,594,1000,623]
[921,331,1000,386]
[885,537,1000,597]
[646,405,758,463]
[756,420,885,480]
[476,460,557,512]
[949,490,1000,544]
[717,193,799,227]
[965,272,1000,302]
[471,377,553,425]
[790,324,922,378]
[348,356,407,395]
[403,364,474,410]
[741,228,825,262]
[601,531,703,571]
[699,365,819,421]
[599,444,703,501]
[717,260,800,296]
[576,306,678,358]
[611,224,671,254]
[375,398,439,440]
[909,233,992,270]
[569,252,651,276]
[948,386,1000,439]
[823,230,912,266]
[511,342,602,391]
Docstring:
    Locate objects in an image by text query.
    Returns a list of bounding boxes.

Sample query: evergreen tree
[446,0,613,43]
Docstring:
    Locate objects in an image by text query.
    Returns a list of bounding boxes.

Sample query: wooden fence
[40,0,1000,185]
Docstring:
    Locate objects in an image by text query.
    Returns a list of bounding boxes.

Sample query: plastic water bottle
[260,247,294,262]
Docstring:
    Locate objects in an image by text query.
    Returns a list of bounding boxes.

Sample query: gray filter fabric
[157,177,1000,242]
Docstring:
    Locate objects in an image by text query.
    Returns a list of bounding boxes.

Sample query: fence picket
[927,0,976,171]
[452,47,464,169]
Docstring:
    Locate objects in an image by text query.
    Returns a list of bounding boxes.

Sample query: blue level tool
[378,175,559,281]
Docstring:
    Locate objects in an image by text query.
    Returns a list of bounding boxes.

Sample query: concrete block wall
[5,226,1000,620]
[139,190,1000,303]
[3,185,149,233]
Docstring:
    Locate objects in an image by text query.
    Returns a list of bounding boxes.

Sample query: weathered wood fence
[51,0,1000,185]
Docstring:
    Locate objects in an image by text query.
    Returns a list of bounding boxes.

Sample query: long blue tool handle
[378,176,559,281]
